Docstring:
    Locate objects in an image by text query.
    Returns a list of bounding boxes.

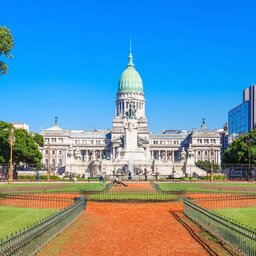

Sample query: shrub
[17,175,62,181]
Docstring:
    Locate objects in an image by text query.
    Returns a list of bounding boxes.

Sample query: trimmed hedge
[16,175,62,181]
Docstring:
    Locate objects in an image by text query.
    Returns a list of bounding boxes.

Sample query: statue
[125,101,137,120]
[119,135,124,147]
[181,148,186,161]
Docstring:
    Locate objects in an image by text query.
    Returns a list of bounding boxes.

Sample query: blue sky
[1,0,256,133]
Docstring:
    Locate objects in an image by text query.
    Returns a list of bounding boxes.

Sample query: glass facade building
[228,101,249,138]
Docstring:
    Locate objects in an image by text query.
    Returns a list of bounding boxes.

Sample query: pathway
[38,201,209,256]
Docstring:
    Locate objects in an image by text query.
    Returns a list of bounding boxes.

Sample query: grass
[156,182,256,193]
[87,191,177,201]
[213,207,256,228]
[0,206,57,240]
[0,182,107,194]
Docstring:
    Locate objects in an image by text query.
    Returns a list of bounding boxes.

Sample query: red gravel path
[38,202,209,256]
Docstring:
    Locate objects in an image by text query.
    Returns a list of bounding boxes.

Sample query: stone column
[113,147,116,160]
[217,150,221,165]
[91,150,95,160]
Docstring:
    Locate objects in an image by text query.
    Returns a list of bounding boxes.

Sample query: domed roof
[118,51,143,93]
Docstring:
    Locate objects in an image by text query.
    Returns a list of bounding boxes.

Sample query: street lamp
[210,144,214,182]
[47,142,51,182]
[246,132,253,181]
[8,124,15,183]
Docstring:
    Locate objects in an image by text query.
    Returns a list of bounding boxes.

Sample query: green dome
[118,52,143,93]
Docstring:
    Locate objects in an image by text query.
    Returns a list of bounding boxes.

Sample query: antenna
[130,36,132,53]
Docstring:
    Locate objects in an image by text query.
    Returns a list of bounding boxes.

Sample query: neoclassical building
[41,50,221,178]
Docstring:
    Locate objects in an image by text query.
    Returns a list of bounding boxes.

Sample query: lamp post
[8,125,15,183]
[210,144,214,182]
[47,142,51,182]
[246,132,253,181]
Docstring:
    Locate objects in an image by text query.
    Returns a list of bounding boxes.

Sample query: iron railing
[195,194,256,210]
[0,196,86,256]
[81,186,177,202]
[221,164,256,180]
[0,193,74,209]
[184,197,256,256]
[0,182,107,194]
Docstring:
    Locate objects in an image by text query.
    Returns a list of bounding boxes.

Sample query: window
[75,140,80,144]
[204,139,209,144]
[197,139,202,143]
[45,138,49,142]
[204,151,208,156]
[58,138,63,143]
[52,150,55,155]
[59,150,62,154]
[211,139,216,144]
[51,138,56,142]
[96,140,100,145]
[45,149,48,154]
[197,151,201,155]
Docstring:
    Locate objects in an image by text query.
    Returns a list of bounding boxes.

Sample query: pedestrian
[113,176,128,186]
[144,168,148,181]
[99,175,105,183]
[35,171,40,182]
[128,171,132,180]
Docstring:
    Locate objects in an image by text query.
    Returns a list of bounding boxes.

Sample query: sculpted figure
[125,101,137,120]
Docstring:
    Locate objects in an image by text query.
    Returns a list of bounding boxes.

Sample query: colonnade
[193,149,221,165]
[150,149,181,162]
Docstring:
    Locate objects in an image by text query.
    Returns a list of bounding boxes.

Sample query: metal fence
[221,164,256,180]
[0,182,108,194]
[195,194,256,210]
[184,197,256,256]
[0,196,86,256]
[80,184,177,202]
[0,193,75,209]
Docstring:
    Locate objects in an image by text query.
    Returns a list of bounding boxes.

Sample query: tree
[31,133,44,147]
[0,26,14,75]
[222,130,256,165]
[195,160,219,173]
[0,121,43,166]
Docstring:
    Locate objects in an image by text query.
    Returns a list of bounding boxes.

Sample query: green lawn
[157,182,256,193]
[87,192,177,201]
[213,207,256,228]
[0,206,57,240]
[0,182,107,194]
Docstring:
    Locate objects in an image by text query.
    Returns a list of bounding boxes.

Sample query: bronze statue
[125,101,137,120]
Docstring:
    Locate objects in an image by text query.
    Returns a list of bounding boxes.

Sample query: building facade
[228,84,256,142]
[13,123,29,132]
[41,51,221,178]
[228,102,249,141]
